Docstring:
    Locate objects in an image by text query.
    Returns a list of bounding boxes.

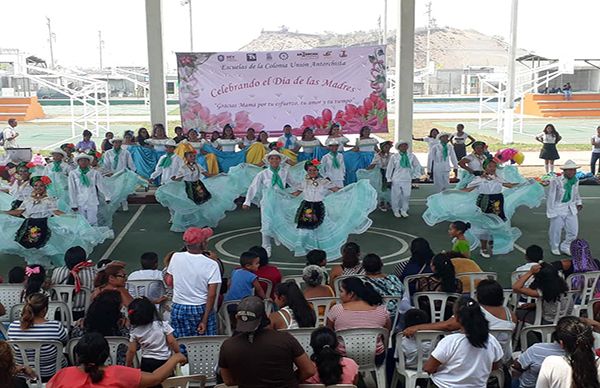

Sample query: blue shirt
[224,269,257,301]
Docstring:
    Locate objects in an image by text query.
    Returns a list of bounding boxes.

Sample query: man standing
[2,118,19,150]
[547,160,583,255]
[165,227,221,337]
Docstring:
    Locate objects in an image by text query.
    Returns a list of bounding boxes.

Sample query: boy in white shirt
[150,139,182,185]
[398,309,431,369]
[102,137,136,211]
[428,132,458,193]
[43,149,72,176]
[386,140,422,218]
[128,252,166,304]
[321,139,346,188]
[546,160,582,255]
[277,124,298,150]
[68,153,111,226]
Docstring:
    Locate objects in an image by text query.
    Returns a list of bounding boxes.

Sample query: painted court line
[101,205,146,260]
[513,243,526,254]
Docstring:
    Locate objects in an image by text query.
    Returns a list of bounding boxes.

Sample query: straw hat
[51,148,67,157]
[263,149,288,164]
[109,136,124,144]
[74,153,93,162]
[560,160,580,170]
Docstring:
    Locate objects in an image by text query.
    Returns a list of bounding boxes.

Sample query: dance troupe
[0,120,581,266]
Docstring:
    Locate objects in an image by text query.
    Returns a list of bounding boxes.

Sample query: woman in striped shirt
[7,293,68,382]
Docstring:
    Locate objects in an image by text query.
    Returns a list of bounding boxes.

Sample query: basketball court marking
[100,205,146,260]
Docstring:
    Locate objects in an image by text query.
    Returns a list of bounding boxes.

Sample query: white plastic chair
[161,374,206,388]
[257,277,273,298]
[178,335,228,385]
[333,275,367,297]
[393,258,410,278]
[518,325,556,352]
[8,339,64,387]
[382,295,402,346]
[402,274,432,298]
[0,323,8,339]
[587,297,600,320]
[281,275,307,289]
[10,301,73,329]
[391,331,445,388]
[530,290,577,325]
[284,327,315,355]
[105,336,138,366]
[566,271,600,316]
[218,300,240,336]
[489,328,514,387]
[0,285,24,322]
[307,297,338,327]
[50,284,92,314]
[412,292,462,323]
[127,279,166,299]
[503,289,513,309]
[456,271,497,298]
[337,328,389,388]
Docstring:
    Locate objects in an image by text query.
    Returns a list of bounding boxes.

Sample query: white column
[502,0,519,144]
[395,0,415,145]
[145,0,167,126]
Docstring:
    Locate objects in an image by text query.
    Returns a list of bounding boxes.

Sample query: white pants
[549,214,578,253]
[433,170,450,193]
[79,204,99,226]
[391,180,412,212]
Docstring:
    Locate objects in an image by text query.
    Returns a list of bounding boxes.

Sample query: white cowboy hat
[560,160,580,170]
[74,153,94,162]
[110,136,124,144]
[51,148,67,157]
[325,138,340,146]
[263,149,288,164]
[164,139,177,147]
[396,139,409,148]
[438,132,451,138]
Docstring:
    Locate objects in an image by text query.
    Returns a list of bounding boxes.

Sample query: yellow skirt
[245,143,268,165]
[174,143,219,175]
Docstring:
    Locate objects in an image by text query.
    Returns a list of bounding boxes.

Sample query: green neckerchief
[441,143,448,160]
[113,147,122,168]
[158,153,173,168]
[330,152,340,169]
[270,166,284,189]
[562,176,577,203]
[52,161,62,172]
[399,152,411,168]
[79,166,91,187]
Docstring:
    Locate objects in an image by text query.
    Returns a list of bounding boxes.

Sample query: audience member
[363,253,404,318]
[326,277,390,362]
[127,252,166,304]
[306,249,329,284]
[48,332,186,388]
[7,293,68,382]
[269,282,316,329]
[399,309,431,368]
[302,265,335,299]
[0,340,36,388]
[250,245,282,299]
[50,246,96,320]
[304,327,359,386]
[423,297,503,387]
[395,237,434,294]
[73,289,128,338]
[224,251,266,302]
[126,297,179,386]
[552,238,600,281]
[8,266,25,284]
[22,264,48,299]
[165,227,221,336]
[329,242,365,286]
[416,253,463,294]
[92,261,134,307]
[536,316,600,388]
[218,296,316,387]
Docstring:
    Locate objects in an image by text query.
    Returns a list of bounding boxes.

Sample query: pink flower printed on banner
[181,102,264,134]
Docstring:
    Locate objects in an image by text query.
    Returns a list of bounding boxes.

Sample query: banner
[176,45,388,135]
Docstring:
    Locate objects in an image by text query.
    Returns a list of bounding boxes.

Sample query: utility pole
[502,0,519,144]
[424,0,435,96]
[98,30,105,69]
[383,0,388,44]
[181,0,193,51]
[46,17,55,69]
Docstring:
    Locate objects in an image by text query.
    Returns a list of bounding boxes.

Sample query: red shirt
[47,365,142,388]
[255,264,282,299]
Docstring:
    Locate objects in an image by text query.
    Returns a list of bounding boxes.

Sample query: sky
[0,0,597,70]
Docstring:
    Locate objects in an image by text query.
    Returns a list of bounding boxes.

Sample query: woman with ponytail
[416,253,463,294]
[326,277,390,361]
[48,332,187,388]
[536,316,600,388]
[7,293,68,382]
[304,327,359,386]
[269,281,316,329]
[424,296,503,387]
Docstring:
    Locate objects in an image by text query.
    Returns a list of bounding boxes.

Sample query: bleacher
[518,93,600,117]
[0,96,45,122]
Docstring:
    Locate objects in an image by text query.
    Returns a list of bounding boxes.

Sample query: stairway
[0,96,45,121]
[517,93,600,117]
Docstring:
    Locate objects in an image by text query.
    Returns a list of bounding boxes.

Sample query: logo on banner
[266,53,273,60]
[279,52,289,60]
[246,53,257,62]
[324,51,332,57]
[297,51,319,60]
[217,55,225,62]
[226,55,236,62]
[339,50,348,58]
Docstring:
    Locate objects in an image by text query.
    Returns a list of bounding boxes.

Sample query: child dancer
[102,136,136,211]
[5,162,33,209]
[277,124,298,151]
[173,151,212,203]
[428,132,458,193]
[68,153,111,226]
[386,140,422,218]
[321,139,346,188]
[150,139,182,185]
[43,149,72,177]
[413,128,439,180]
[449,221,472,258]
[359,141,393,211]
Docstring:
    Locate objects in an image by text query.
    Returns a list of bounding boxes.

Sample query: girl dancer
[457,141,487,189]
[295,128,323,162]
[358,141,393,211]
[413,128,439,180]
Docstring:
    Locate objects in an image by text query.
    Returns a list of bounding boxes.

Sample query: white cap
[560,160,580,170]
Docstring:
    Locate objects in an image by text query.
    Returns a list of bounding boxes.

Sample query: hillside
[239,26,529,69]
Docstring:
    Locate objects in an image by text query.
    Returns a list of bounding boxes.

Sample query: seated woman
[415,253,463,294]
[48,332,187,388]
[122,130,136,150]
[91,261,134,307]
[512,263,571,324]
[240,128,257,149]
[363,253,404,319]
[216,124,242,152]
[0,340,37,388]
[269,282,316,330]
[329,242,366,286]
[7,293,68,382]
[303,327,359,386]
[423,297,504,388]
[326,277,390,362]
[394,237,434,285]
[552,238,600,281]
[303,265,335,299]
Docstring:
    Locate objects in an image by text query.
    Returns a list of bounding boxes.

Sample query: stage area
[2,183,600,287]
